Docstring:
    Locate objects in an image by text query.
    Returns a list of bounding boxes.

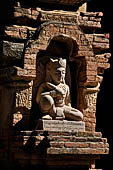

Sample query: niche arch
[26,22,96,130]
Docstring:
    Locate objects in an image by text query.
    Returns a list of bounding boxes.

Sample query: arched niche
[33,35,79,107]
[26,22,95,130]
[30,35,93,126]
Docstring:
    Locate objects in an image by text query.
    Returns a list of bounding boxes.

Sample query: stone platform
[36,120,85,132]
[10,130,109,168]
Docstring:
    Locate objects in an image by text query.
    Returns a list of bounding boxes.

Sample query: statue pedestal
[36,120,85,132]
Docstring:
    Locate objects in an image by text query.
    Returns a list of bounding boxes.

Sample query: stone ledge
[8,130,109,167]
[13,6,102,30]
[12,130,109,155]
[0,66,36,81]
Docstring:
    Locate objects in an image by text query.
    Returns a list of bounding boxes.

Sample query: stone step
[11,130,109,155]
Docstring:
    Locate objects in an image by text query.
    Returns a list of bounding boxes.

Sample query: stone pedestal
[36,120,85,132]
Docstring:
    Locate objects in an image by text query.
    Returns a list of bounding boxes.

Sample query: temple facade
[0,1,111,170]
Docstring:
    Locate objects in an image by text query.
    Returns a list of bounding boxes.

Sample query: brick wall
[0,1,111,169]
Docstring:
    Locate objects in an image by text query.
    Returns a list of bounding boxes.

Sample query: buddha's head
[46,57,66,84]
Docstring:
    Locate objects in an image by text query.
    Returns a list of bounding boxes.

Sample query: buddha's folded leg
[64,106,83,121]
[40,95,56,119]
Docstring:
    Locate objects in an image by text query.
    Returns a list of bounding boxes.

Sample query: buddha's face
[50,66,66,84]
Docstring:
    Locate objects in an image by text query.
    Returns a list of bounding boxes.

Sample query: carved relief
[13,111,23,126]
[85,92,97,108]
[84,75,103,109]
[16,86,32,110]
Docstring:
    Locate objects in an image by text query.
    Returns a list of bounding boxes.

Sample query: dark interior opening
[67,61,78,109]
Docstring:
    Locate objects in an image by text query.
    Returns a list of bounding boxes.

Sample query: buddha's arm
[36,83,58,103]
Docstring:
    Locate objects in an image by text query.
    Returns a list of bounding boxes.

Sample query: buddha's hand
[46,82,65,97]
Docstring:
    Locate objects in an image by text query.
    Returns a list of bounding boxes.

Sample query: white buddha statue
[36,57,83,121]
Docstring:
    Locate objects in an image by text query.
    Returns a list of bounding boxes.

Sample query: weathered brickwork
[0,1,111,170]
[9,130,108,169]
